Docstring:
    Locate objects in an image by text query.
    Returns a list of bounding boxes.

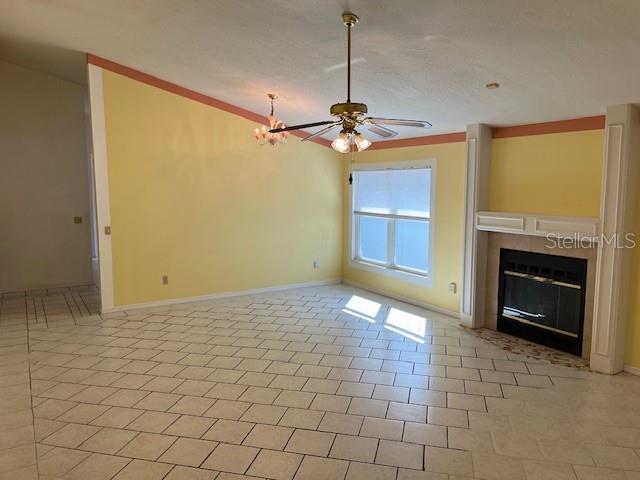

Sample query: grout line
[71,290,88,317]
[25,295,41,479]
[63,292,78,325]
[41,296,49,328]
[31,297,37,324]
[109,458,134,479]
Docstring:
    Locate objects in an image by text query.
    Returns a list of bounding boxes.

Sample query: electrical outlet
[448,282,457,294]
[162,275,169,285]
[313,260,320,269]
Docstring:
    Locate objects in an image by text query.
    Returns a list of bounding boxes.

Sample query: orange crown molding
[86,54,331,148]
[367,115,605,150]
[492,115,605,138]
[366,132,467,150]
[87,54,604,150]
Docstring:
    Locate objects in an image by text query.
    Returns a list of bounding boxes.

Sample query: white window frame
[349,159,435,287]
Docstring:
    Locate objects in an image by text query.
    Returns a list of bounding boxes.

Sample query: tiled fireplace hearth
[484,232,597,360]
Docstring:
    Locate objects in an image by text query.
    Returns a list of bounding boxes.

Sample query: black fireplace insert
[497,249,587,356]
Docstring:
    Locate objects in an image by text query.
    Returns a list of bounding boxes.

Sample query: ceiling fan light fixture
[331,131,351,153]
[354,132,371,152]
[267,13,431,147]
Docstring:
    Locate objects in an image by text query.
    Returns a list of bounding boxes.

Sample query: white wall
[0,60,92,291]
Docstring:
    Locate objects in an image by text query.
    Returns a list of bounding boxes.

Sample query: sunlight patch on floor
[384,307,426,343]
[342,295,382,322]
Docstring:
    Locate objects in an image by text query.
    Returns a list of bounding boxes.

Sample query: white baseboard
[623,364,640,376]
[342,278,460,319]
[101,278,342,313]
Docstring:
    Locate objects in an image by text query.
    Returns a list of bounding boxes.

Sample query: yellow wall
[341,130,605,315]
[101,70,342,306]
[490,130,604,217]
[625,117,640,369]
[100,65,607,324]
[627,206,640,367]
[342,142,466,314]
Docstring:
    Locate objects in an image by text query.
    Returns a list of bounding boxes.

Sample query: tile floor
[1,283,640,479]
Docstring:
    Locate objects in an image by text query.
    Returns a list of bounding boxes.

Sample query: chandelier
[255,94,289,146]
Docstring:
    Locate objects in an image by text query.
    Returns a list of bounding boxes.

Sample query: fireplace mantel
[475,211,600,240]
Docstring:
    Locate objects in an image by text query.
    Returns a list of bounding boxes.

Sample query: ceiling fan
[269,12,432,153]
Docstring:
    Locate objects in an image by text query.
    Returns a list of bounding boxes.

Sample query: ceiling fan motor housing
[330,102,368,116]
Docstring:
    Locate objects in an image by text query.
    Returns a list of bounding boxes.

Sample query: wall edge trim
[87,64,115,310]
[342,278,460,319]
[492,116,605,139]
[102,278,342,313]
[86,53,332,148]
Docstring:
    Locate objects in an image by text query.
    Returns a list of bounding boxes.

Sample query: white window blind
[352,166,433,276]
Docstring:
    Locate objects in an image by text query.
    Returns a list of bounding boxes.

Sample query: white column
[87,65,115,312]
[460,124,492,328]
[591,104,640,374]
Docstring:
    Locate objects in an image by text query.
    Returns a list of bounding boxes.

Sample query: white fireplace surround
[460,105,640,375]
[478,220,598,361]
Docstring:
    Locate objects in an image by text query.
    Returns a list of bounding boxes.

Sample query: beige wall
[0,60,92,291]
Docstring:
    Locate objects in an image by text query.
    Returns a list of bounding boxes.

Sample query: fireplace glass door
[498,249,587,355]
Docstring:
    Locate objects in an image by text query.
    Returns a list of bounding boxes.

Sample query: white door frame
[87,64,114,311]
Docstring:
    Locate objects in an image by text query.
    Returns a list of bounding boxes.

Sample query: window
[351,160,433,282]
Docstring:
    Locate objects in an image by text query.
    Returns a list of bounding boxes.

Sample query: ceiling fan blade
[302,123,341,142]
[269,120,335,133]
[367,117,432,128]
[366,123,399,138]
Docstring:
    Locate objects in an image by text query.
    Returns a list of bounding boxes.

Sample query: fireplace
[497,248,588,356]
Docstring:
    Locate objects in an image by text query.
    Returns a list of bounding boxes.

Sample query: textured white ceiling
[1,0,639,139]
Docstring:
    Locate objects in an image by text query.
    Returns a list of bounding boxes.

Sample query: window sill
[349,259,433,287]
